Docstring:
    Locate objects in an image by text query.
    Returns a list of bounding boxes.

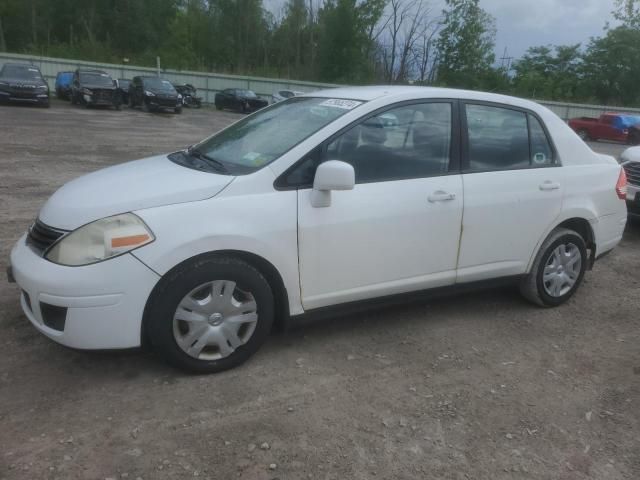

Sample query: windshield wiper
[186,147,228,173]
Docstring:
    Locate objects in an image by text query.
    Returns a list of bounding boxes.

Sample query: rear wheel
[146,256,274,373]
[520,228,587,307]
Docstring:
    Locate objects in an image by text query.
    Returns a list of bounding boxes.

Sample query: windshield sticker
[242,152,263,164]
[318,99,362,110]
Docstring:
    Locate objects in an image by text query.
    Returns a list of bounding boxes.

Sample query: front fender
[131,189,303,315]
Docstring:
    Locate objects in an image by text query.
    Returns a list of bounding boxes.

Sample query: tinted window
[323,102,452,184]
[281,90,294,98]
[79,71,113,86]
[528,114,554,166]
[1,64,43,80]
[143,78,175,91]
[466,104,530,171]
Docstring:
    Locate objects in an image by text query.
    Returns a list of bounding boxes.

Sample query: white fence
[3,52,640,118]
[0,52,338,103]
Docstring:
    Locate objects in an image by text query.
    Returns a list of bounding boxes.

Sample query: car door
[594,115,617,141]
[295,101,463,310]
[456,102,563,282]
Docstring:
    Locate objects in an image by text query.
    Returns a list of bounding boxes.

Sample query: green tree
[512,44,582,100]
[435,0,496,89]
[613,0,640,28]
[581,26,640,105]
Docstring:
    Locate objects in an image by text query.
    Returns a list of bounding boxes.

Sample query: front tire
[146,256,274,373]
[520,228,587,307]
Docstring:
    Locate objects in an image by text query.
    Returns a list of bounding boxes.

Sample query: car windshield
[237,89,257,98]
[173,97,363,174]
[80,72,113,86]
[1,65,42,80]
[144,78,175,92]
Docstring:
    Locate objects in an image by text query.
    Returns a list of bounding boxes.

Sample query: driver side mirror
[310,160,355,208]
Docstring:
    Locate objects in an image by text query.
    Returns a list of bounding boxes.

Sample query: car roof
[2,63,41,70]
[304,85,545,111]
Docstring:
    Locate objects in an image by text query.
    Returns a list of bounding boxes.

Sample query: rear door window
[465,104,555,171]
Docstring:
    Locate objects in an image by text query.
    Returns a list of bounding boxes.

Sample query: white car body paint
[10,86,627,350]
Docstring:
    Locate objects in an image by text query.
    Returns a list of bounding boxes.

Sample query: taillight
[616,168,627,200]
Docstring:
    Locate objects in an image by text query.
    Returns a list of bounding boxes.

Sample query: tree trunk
[0,17,6,52]
[31,0,38,45]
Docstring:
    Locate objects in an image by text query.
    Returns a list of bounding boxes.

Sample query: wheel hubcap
[543,243,582,298]
[172,280,258,360]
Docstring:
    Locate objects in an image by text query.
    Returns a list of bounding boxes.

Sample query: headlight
[46,213,154,266]
[82,88,93,95]
[144,90,155,97]
[177,94,182,99]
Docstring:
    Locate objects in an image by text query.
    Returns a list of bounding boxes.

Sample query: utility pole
[499,47,513,74]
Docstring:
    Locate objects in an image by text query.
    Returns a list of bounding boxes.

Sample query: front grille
[624,162,640,186]
[26,219,67,255]
[93,89,113,103]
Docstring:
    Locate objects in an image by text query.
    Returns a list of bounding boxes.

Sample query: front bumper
[0,90,49,104]
[9,234,160,349]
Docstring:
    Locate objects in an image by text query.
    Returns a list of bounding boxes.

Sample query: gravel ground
[1,100,639,480]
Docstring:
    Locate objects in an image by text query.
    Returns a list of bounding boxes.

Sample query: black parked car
[115,78,131,105]
[0,63,50,107]
[215,88,268,113]
[70,69,120,109]
[174,83,201,108]
[128,76,182,113]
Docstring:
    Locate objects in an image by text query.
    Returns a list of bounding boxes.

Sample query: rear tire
[520,228,588,307]
[146,256,275,374]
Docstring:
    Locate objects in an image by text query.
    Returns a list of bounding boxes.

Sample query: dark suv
[0,63,50,107]
[70,69,120,109]
[128,76,182,113]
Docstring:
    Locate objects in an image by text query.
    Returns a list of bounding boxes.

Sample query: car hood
[39,154,235,230]
[148,88,177,95]
[81,84,116,91]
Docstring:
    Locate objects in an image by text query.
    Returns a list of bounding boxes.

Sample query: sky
[478,0,617,61]
[265,0,619,62]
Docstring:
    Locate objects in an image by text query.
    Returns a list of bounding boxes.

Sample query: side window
[466,104,530,171]
[528,114,554,166]
[325,102,452,184]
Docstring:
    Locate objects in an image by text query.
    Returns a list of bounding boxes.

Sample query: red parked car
[568,112,640,143]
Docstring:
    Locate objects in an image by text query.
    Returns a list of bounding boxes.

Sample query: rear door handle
[539,181,561,191]
[428,191,456,202]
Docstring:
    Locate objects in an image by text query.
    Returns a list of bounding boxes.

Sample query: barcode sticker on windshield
[318,99,362,110]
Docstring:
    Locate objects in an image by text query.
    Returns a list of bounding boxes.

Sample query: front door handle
[539,181,561,191]
[428,191,456,202]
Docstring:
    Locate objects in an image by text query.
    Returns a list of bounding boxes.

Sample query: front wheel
[146,256,275,373]
[520,228,587,307]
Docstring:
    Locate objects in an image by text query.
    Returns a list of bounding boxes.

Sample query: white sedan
[9,86,628,373]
